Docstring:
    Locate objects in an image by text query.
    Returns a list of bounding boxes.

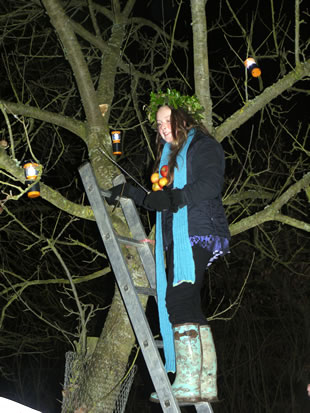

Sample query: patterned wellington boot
[150,323,201,404]
[199,325,218,402]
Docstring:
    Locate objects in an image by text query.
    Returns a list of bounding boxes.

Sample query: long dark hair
[154,106,210,183]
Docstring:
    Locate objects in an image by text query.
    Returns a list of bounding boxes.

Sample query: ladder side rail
[79,163,181,413]
[112,174,156,291]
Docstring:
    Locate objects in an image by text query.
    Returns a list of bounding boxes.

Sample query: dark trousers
[165,244,212,325]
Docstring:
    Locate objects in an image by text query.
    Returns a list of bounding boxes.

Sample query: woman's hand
[105,183,146,206]
[143,188,185,212]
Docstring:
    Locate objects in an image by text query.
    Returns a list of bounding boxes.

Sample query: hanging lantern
[244,57,261,78]
[110,130,122,155]
[23,161,40,198]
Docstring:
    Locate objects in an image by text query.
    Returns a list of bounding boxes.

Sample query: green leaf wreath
[145,89,205,127]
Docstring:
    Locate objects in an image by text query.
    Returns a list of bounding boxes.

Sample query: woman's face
[156,106,173,143]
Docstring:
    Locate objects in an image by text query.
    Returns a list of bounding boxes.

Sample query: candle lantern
[110,130,122,155]
[244,57,261,78]
[23,161,40,198]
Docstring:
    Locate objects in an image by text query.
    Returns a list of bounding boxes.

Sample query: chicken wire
[62,351,137,413]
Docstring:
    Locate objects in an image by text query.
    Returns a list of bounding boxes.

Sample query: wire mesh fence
[62,351,137,413]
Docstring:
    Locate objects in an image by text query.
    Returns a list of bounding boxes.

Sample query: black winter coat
[162,129,230,248]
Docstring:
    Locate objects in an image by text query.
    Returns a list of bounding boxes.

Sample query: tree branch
[40,184,94,220]
[0,100,87,141]
[190,0,213,132]
[295,0,301,67]
[215,59,310,142]
[275,214,310,232]
[223,189,274,205]
[0,147,94,219]
[229,172,310,235]
[42,0,103,128]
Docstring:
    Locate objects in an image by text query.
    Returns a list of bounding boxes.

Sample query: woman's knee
[166,283,202,324]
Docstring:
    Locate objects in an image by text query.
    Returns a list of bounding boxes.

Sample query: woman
[107,105,230,404]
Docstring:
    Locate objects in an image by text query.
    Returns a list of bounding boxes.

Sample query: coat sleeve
[181,137,225,204]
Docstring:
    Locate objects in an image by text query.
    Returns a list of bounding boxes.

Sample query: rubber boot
[200,325,218,402]
[150,323,201,403]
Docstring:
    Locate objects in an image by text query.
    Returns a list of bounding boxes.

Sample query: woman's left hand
[143,188,184,212]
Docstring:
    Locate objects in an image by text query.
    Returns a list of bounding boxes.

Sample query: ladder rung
[135,286,156,296]
[178,401,213,410]
[155,340,163,348]
[100,189,126,202]
[100,189,112,198]
[100,189,127,203]
[117,235,148,247]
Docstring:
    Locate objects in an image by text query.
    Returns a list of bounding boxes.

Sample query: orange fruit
[152,182,162,191]
[159,177,168,188]
[150,172,160,183]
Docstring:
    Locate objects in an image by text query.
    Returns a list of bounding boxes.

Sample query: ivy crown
[145,89,205,127]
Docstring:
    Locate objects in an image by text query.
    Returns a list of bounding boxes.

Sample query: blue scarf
[155,128,195,372]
